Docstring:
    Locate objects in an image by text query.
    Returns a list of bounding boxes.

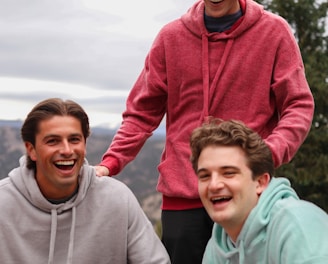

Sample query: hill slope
[0,122,164,224]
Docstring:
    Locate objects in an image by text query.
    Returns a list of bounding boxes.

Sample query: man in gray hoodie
[0,98,170,264]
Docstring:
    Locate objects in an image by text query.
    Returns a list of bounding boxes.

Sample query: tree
[256,0,328,212]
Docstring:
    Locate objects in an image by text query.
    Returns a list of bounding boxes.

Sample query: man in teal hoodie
[190,119,328,264]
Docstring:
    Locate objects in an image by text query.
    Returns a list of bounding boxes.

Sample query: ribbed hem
[162,195,204,210]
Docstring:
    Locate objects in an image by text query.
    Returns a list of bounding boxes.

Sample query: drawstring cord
[47,206,76,264]
[66,206,76,264]
[201,33,234,122]
[202,33,210,120]
[238,240,245,264]
[48,209,58,264]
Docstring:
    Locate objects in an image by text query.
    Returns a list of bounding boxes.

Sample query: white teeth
[212,196,230,201]
[211,0,223,3]
[55,160,74,166]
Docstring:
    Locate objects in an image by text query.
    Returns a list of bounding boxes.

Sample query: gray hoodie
[0,156,170,264]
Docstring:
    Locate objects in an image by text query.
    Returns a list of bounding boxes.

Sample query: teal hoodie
[202,177,328,264]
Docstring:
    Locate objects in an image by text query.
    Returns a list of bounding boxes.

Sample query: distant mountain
[0,120,165,224]
[0,119,23,128]
[92,122,166,139]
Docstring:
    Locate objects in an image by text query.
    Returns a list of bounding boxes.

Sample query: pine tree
[256,0,328,212]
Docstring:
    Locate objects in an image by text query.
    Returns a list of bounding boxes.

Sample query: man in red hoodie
[96,0,314,263]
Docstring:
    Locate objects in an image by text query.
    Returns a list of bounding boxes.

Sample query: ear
[255,173,270,195]
[25,142,37,161]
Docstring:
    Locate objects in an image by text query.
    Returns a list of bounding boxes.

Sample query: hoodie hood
[180,0,264,121]
[9,155,95,264]
[9,155,93,212]
[181,0,264,41]
[204,177,299,263]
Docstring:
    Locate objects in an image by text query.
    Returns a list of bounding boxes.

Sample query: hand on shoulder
[95,165,110,177]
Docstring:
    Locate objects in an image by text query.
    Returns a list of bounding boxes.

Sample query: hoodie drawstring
[238,240,245,264]
[66,206,76,264]
[201,35,234,121]
[48,209,58,264]
[202,33,210,120]
[209,38,234,106]
[47,206,76,264]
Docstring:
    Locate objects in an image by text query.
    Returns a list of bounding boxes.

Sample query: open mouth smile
[54,160,75,170]
[211,196,232,204]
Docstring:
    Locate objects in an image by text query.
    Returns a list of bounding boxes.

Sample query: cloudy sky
[0,0,195,128]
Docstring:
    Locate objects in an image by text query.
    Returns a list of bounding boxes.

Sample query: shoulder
[261,9,293,34]
[270,197,328,231]
[91,176,141,207]
[272,197,328,222]
[155,18,185,42]
[245,0,293,35]
[243,1,296,45]
[0,177,16,197]
[0,177,23,215]
[94,176,134,195]
[0,177,15,202]
[0,177,11,189]
[267,197,328,261]
[80,164,138,202]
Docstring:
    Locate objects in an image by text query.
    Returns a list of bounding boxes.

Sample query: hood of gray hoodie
[8,155,95,264]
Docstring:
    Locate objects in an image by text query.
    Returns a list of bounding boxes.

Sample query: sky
[1,0,326,129]
[0,0,195,128]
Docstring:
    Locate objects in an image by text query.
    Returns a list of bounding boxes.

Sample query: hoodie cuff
[98,157,120,176]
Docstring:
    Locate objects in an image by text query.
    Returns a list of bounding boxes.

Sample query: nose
[208,174,224,191]
[60,140,73,155]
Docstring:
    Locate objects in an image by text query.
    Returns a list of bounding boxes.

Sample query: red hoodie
[100,0,314,210]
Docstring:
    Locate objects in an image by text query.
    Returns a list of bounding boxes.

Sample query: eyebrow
[42,133,83,140]
[196,165,240,174]
[196,168,207,174]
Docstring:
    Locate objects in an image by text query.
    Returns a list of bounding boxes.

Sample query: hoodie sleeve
[125,186,171,264]
[99,33,168,175]
[263,15,314,167]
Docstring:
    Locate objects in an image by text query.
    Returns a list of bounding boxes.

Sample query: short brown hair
[190,118,274,179]
[21,98,90,170]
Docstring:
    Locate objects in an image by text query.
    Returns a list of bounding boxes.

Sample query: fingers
[95,165,110,177]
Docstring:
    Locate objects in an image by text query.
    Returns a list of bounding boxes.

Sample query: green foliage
[256,0,328,212]
[154,220,163,239]
[276,122,328,211]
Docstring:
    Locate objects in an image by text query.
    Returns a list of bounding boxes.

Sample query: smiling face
[25,115,86,200]
[203,0,240,18]
[197,145,269,241]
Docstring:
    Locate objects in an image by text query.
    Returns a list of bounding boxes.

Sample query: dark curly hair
[190,118,274,179]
